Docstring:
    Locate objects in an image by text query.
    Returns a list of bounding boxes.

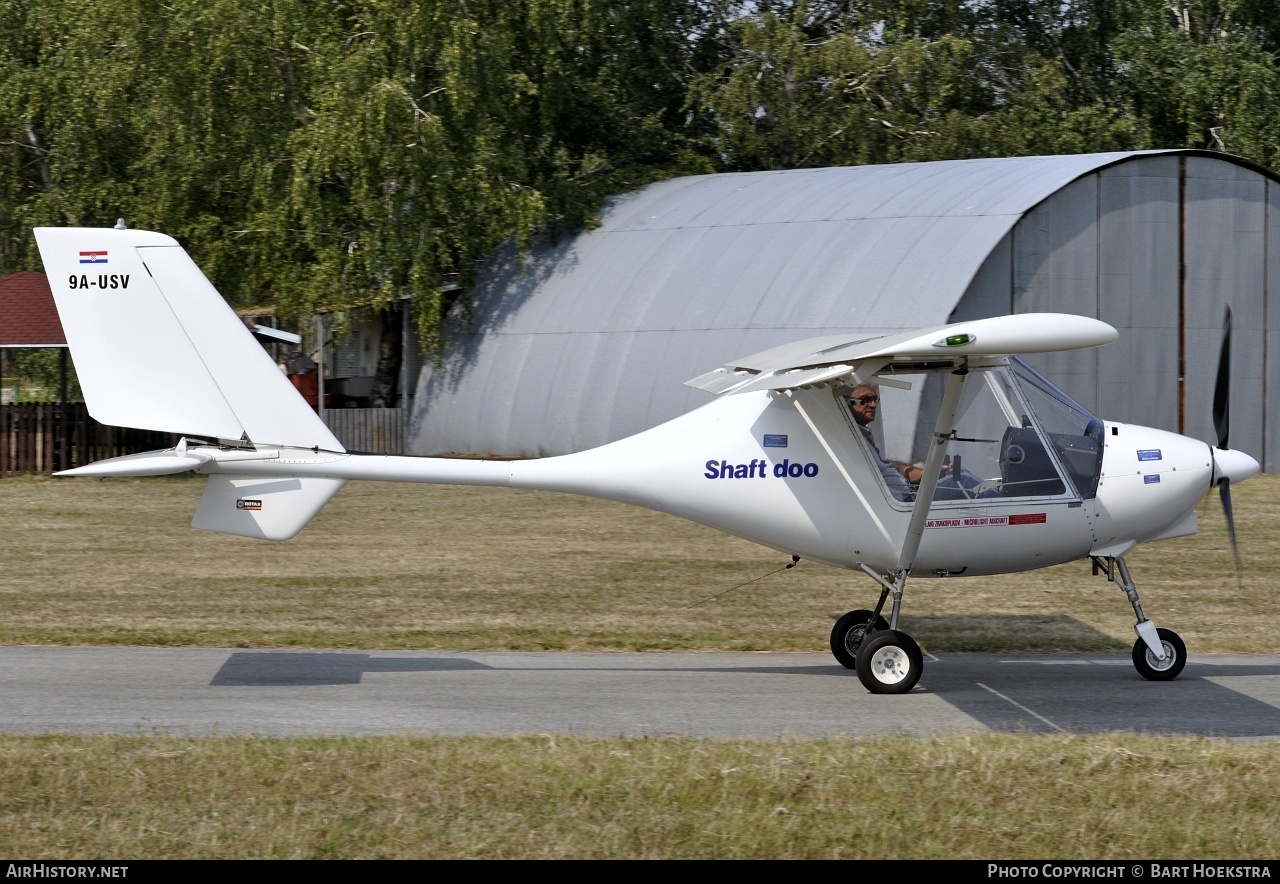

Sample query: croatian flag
[79,250,108,264]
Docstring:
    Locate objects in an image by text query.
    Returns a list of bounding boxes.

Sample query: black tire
[1132,628,1187,681]
[855,630,924,694]
[830,609,890,669]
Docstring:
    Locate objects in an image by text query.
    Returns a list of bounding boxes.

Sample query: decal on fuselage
[704,458,819,479]
[926,512,1047,529]
[762,434,788,448]
[1137,449,1162,461]
[78,250,108,264]
[236,498,263,510]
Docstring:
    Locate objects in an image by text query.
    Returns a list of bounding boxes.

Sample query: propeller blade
[1218,478,1242,581]
[1213,305,1233,450]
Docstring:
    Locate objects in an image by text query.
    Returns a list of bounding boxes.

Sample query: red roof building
[0,271,66,347]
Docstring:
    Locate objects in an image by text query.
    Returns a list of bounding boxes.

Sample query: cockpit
[841,357,1105,506]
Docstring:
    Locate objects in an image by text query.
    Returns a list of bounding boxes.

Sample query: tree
[1113,1,1280,164]
[687,2,1140,170]
[6,0,1280,357]
[277,0,718,351]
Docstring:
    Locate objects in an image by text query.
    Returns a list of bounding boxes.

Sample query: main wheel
[855,630,924,694]
[1132,628,1187,681]
[830,609,890,669]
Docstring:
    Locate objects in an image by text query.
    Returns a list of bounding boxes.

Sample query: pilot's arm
[893,461,924,485]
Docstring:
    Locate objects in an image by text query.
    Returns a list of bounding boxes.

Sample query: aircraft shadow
[208,650,1280,738]
[210,652,493,686]
[921,656,1280,739]
[898,614,1132,653]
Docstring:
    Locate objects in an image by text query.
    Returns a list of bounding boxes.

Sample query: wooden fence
[0,402,175,477]
[1,403,406,476]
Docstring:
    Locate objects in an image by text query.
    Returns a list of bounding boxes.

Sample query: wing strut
[896,364,970,575]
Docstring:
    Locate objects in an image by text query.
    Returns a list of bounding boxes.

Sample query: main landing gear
[831,555,1188,693]
[830,567,924,694]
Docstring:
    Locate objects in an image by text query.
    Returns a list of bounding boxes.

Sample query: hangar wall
[956,153,1275,469]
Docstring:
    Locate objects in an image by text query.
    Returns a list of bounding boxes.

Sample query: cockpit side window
[840,378,919,503]
[1009,358,1105,500]
[978,369,1069,498]
[839,363,1081,504]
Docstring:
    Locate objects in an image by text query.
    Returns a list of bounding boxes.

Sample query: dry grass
[0,732,1277,859]
[2,473,1277,653]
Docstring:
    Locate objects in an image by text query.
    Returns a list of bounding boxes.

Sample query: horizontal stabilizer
[55,448,211,478]
[192,474,346,541]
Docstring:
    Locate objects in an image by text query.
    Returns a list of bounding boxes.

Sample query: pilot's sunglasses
[849,395,880,405]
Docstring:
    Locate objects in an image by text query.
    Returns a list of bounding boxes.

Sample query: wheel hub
[1145,642,1176,672]
[869,646,910,684]
[844,625,867,655]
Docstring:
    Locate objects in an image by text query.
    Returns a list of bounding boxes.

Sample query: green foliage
[1113,0,1280,164]
[686,1,1148,168]
[686,1,1280,171]
[273,0,720,352]
[0,348,80,402]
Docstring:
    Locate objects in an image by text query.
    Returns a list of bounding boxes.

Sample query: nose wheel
[1132,627,1187,681]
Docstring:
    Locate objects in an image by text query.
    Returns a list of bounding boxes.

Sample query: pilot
[846,383,986,502]
[846,384,918,500]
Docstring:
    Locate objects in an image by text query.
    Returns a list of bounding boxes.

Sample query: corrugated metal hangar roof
[411,150,1280,467]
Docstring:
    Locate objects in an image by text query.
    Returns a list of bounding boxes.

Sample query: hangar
[411,149,1280,471]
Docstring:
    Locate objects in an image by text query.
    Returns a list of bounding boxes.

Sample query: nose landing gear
[1092,556,1187,682]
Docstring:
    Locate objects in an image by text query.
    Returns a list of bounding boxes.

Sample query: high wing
[685,313,1119,395]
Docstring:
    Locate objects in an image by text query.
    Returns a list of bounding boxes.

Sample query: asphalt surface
[3,647,1280,739]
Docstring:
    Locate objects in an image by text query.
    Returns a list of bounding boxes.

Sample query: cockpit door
[840,360,1097,575]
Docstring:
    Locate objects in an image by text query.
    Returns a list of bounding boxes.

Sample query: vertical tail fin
[33,226,341,451]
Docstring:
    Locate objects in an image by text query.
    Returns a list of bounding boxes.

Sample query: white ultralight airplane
[33,226,1262,694]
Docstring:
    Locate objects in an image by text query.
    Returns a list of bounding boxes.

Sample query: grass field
[1,472,1278,858]
[1,732,1277,859]
[1,473,1277,653]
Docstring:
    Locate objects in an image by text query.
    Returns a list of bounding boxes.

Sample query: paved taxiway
[2,647,1279,739]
